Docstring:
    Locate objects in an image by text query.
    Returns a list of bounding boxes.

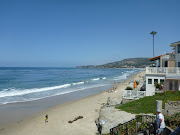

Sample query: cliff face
[77,58,154,68]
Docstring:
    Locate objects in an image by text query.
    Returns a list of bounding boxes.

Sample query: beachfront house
[170,41,180,67]
[145,41,180,96]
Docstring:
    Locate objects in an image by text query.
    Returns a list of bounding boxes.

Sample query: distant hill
[77,58,154,68]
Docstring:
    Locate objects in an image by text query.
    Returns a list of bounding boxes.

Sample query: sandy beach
[0,70,145,135]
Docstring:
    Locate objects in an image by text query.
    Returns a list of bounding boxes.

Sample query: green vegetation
[154,82,163,90]
[165,112,180,130]
[125,86,133,90]
[136,81,139,85]
[77,58,155,68]
[116,91,180,114]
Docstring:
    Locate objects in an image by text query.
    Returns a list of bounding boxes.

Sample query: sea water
[0,67,142,105]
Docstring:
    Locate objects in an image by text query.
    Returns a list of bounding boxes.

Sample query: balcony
[161,53,175,60]
[146,67,180,75]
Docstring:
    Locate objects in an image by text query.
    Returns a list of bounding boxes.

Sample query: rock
[107,97,122,107]
[96,106,135,134]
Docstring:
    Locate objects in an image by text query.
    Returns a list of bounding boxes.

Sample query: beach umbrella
[134,81,137,88]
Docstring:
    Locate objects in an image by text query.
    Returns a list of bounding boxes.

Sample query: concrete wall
[168,60,175,67]
[145,75,165,96]
[164,101,180,116]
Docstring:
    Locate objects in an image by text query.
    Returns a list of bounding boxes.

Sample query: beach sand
[0,71,145,135]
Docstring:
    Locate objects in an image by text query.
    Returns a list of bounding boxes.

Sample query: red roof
[149,55,162,61]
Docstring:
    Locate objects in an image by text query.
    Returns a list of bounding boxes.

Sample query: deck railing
[146,67,180,74]
[123,90,146,99]
[162,53,175,60]
[110,115,156,135]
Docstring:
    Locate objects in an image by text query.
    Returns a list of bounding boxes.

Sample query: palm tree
[150,31,157,57]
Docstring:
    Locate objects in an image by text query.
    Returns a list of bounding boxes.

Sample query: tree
[150,31,157,57]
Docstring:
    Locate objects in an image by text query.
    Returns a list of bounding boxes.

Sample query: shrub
[136,81,139,85]
[125,86,133,90]
[165,112,180,130]
[154,82,163,90]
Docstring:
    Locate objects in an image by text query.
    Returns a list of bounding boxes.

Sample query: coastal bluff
[77,58,154,68]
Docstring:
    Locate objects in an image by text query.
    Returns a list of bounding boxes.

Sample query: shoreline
[0,84,110,125]
[0,70,145,135]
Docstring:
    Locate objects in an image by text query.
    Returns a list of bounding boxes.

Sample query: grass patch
[116,91,180,114]
[125,86,133,90]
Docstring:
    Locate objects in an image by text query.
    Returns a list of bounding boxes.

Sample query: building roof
[170,41,180,47]
[166,75,180,80]
[149,55,162,61]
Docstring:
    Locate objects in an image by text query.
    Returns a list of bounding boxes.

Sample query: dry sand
[0,71,145,135]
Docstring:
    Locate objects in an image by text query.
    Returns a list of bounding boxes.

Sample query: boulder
[107,97,122,107]
[96,106,135,134]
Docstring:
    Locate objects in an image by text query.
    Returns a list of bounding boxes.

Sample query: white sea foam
[113,75,127,80]
[0,79,96,98]
[91,78,100,81]
[0,84,71,98]
[113,70,137,81]
[0,84,106,105]
[71,81,84,85]
[91,77,106,81]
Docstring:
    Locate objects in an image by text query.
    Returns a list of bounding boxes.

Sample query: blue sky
[0,0,180,67]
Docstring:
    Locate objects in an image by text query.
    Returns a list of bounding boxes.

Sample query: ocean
[0,67,142,105]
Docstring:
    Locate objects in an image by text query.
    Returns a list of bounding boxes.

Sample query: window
[154,79,158,84]
[148,79,152,84]
[178,45,180,53]
[178,62,180,67]
[160,79,164,84]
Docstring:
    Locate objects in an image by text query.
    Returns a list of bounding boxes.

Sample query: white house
[170,41,180,67]
[145,41,180,96]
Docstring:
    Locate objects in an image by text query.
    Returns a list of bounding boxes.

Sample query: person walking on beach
[44,114,48,123]
[156,109,165,135]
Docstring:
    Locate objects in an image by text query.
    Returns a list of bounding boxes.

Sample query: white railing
[123,90,146,99]
[162,53,175,60]
[146,67,180,74]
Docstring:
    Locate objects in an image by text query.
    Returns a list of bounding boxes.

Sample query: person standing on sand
[44,114,48,123]
[156,109,165,135]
